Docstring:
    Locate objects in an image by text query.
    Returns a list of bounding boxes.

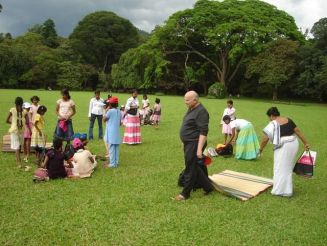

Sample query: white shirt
[125,97,139,111]
[88,97,105,117]
[142,99,150,108]
[221,107,236,124]
[229,119,249,130]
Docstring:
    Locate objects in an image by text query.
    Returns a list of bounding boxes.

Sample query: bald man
[176,91,214,200]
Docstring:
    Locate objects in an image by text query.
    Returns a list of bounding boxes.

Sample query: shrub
[208,82,226,99]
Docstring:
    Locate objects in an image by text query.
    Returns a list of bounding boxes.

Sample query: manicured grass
[0,89,326,245]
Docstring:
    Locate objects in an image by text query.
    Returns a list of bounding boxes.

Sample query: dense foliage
[0,1,326,101]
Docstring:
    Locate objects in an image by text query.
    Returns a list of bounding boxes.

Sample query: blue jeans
[109,144,119,166]
[88,114,103,140]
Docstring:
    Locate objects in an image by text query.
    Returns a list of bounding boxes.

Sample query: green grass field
[0,89,326,245]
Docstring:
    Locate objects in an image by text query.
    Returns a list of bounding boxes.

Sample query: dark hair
[227,100,233,105]
[30,96,40,102]
[110,102,118,108]
[131,89,138,94]
[53,138,63,150]
[143,94,147,99]
[223,115,231,122]
[37,105,47,114]
[95,90,100,95]
[61,88,71,99]
[266,107,280,117]
[15,97,23,106]
[107,94,112,99]
[155,98,160,104]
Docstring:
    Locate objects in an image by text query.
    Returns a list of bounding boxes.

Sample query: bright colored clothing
[104,108,122,166]
[23,109,32,139]
[232,121,259,160]
[31,113,45,147]
[125,97,139,114]
[30,104,39,126]
[104,108,121,145]
[8,107,23,134]
[151,103,161,123]
[57,99,75,119]
[123,115,141,144]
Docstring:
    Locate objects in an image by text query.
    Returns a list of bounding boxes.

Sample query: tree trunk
[273,85,278,101]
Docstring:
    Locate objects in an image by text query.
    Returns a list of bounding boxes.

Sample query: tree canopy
[69,11,140,73]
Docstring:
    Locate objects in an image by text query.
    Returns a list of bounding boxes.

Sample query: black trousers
[181,141,213,198]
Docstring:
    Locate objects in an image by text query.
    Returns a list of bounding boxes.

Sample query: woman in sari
[259,107,310,197]
[223,115,260,160]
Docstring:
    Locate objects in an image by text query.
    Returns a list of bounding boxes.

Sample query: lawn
[0,89,326,245]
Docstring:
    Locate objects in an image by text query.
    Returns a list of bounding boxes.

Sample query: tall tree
[69,11,140,76]
[156,0,303,91]
[246,39,299,100]
[311,18,327,53]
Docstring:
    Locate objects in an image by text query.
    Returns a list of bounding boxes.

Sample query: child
[55,89,76,143]
[220,100,236,144]
[120,105,127,126]
[22,102,32,164]
[140,94,150,125]
[151,98,161,128]
[29,95,40,126]
[41,138,69,180]
[104,97,121,168]
[6,97,27,169]
[31,105,47,165]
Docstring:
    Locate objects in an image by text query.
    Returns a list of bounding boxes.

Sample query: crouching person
[71,138,97,178]
[33,138,72,182]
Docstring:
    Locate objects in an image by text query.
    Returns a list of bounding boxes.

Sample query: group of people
[176,91,310,200]
[6,88,309,198]
[6,88,162,179]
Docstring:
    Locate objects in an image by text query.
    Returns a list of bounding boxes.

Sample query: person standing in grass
[259,107,310,197]
[31,106,47,165]
[6,97,26,169]
[123,89,141,144]
[220,100,236,144]
[29,95,40,127]
[223,116,260,160]
[104,97,121,168]
[88,90,105,140]
[22,102,32,163]
[151,98,161,128]
[176,91,214,201]
[54,89,76,143]
[140,94,150,125]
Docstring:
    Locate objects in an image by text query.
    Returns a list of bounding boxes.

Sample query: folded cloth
[59,120,68,132]
[263,120,281,150]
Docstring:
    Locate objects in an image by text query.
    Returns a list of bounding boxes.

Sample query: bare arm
[55,104,60,118]
[6,112,12,124]
[25,114,32,134]
[259,134,269,153]
[294,127,310,150]
[226,128,236,145]
[197,134,207,158]
[41,155,49,168]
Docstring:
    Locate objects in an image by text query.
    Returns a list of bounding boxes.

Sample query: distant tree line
[0,0,326,101]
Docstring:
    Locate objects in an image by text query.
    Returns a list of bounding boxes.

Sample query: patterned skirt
[123,115,141,144]
[31,129,45,148]
[235,123,259,160]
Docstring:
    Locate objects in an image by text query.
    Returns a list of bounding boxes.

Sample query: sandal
[175,194,186,201]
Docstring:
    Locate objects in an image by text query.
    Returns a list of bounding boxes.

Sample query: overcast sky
[0,0,326,37]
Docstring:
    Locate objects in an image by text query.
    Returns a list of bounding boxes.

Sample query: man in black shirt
[176,91,214,200]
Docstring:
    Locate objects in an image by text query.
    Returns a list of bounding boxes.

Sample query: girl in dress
[6,97,26,168]
[54,89,76,143]
[29,95,40,126]
[151,98,161,128]
[31,106,47,165]
[140,94,150,125]
[22,102,32,163]
[220,100,236,144]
